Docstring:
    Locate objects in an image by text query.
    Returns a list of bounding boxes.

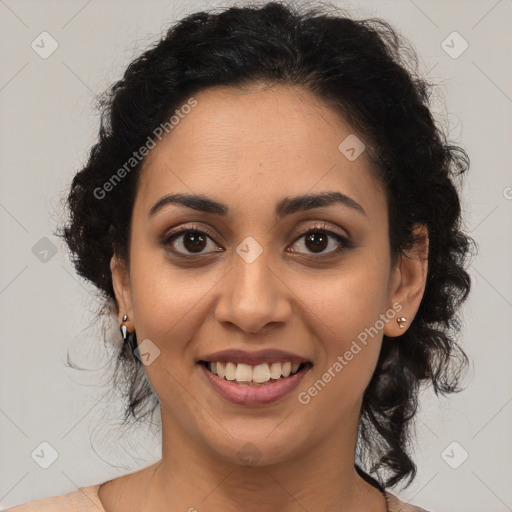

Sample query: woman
[7,1,473,511]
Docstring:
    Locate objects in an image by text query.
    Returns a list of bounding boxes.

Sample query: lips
[198,348,312,366]
[199,361,312,405]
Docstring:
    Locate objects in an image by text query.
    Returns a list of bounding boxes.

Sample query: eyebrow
[147,191,367,220]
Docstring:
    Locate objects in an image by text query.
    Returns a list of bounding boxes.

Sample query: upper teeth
[208,362,302,383]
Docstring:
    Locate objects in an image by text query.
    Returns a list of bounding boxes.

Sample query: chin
[204,430,305,469]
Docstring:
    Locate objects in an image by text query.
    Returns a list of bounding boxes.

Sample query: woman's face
[112,84,425,466]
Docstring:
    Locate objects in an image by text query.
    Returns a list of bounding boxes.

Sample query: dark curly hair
[56,0,475,490]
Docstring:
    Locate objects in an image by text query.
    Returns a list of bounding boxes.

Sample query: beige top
[4,484,430,511]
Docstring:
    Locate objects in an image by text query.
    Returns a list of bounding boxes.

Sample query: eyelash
[160,222,351,259]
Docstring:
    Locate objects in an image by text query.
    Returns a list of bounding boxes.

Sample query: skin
[103,83,429,512]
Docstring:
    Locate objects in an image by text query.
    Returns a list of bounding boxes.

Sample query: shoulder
[385,490,431,512]
[3,484,104,511]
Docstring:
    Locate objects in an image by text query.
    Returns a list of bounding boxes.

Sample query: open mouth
[199,360,313,387]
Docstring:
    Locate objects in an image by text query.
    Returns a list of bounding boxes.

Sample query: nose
[214,245,292,334]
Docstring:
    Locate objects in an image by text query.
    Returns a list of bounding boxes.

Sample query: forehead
[136,84,386,223]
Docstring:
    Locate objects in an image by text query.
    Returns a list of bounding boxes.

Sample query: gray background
[1,0,511,510]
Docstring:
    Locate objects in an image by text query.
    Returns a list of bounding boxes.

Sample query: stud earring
[396,317,407,329]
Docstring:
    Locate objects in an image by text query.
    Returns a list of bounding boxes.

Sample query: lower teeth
[230,379,281,386]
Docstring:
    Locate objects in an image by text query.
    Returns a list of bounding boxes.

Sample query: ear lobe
[110,255,134,326]
[384,224,429,337]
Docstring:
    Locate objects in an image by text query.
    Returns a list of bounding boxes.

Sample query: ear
[384,223,429,337]
[110,255,135,332]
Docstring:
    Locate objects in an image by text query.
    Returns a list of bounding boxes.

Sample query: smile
[198,360,313,405]
[201,360,309,385]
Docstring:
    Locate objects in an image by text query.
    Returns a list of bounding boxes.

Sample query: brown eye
[304,232,329,252]
[178,231,208,253]
[160,222,351,259]
[289,223,351,256]
[162,227,221,256]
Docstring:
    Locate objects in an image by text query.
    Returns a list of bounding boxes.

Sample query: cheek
[299,260,390,342]
[295,279,387,414]
[291,252,390,385]
[129,248,224,352]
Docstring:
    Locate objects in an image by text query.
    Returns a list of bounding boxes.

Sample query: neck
[142,408,387,512]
